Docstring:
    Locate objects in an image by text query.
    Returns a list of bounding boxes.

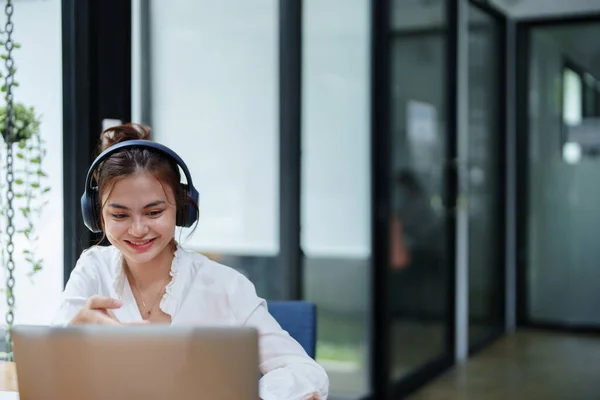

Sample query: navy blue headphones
[80,140,199,233]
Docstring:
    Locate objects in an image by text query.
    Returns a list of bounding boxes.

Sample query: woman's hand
[70,295,123,325]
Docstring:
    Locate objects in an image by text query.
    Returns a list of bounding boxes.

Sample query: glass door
[467,3,505,348]
[385,0,455,393]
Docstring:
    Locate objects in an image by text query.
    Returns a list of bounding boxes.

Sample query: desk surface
[0,362,17,392]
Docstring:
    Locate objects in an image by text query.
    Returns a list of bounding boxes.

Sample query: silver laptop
[12,325,259,400]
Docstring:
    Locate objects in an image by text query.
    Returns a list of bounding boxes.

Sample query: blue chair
[267,301,317,359]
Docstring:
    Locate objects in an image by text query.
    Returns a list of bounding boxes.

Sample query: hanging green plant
[0,104,49,278]
[0,0,50,359]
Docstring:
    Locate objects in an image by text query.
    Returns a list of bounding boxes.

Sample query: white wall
[0,0,63,326]
[528,29,600,324]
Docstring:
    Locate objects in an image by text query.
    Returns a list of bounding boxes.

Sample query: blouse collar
[110,244,203,317]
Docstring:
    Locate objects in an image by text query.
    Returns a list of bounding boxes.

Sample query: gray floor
[411,329,600,400]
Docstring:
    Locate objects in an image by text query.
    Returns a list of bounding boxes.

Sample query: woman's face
[101,172,177,267]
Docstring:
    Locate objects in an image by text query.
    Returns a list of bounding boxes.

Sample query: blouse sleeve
[52,250,101,326]
[228,273,329,400]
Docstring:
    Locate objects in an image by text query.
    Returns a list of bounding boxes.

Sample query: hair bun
[98,123,152,154]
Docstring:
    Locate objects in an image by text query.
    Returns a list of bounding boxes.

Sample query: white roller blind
[148,1,279,256]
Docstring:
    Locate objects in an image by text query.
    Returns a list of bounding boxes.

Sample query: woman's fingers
[74,296,151,326]
[86,295,122,310]
[70,296,123,325]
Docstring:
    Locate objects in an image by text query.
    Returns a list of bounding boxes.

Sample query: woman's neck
[124,244,175,291]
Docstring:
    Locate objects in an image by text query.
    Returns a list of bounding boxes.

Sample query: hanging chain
[4,0,16,359]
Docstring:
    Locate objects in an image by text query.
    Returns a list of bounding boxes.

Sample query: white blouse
[53,245,329,400]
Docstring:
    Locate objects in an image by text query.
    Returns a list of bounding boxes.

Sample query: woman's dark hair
[95,123,199,235]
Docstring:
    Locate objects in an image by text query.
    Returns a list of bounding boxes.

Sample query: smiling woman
[70,123,199,326]
[53,123,330,400]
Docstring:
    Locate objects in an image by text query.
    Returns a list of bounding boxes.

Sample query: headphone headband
[81,139,199,233]
[84,139,195,191]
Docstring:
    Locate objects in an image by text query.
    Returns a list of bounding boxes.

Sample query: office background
[3,0,600,398]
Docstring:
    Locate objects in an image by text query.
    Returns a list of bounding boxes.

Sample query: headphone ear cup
[90,188,102,232]
[81,186,102,233]
[177,183,198,228]
[176,183,186,227]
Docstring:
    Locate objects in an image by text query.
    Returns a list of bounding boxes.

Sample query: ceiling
[391,0,600,31]
[488,0,600,19]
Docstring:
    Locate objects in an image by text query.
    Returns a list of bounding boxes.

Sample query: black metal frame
[369,0,390,396]
[515,20,530,328]
[278,0,303,301]
[444,0,460,365]
[516,13,600,332]
[62,0,92,284]
[62,0,132,284]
